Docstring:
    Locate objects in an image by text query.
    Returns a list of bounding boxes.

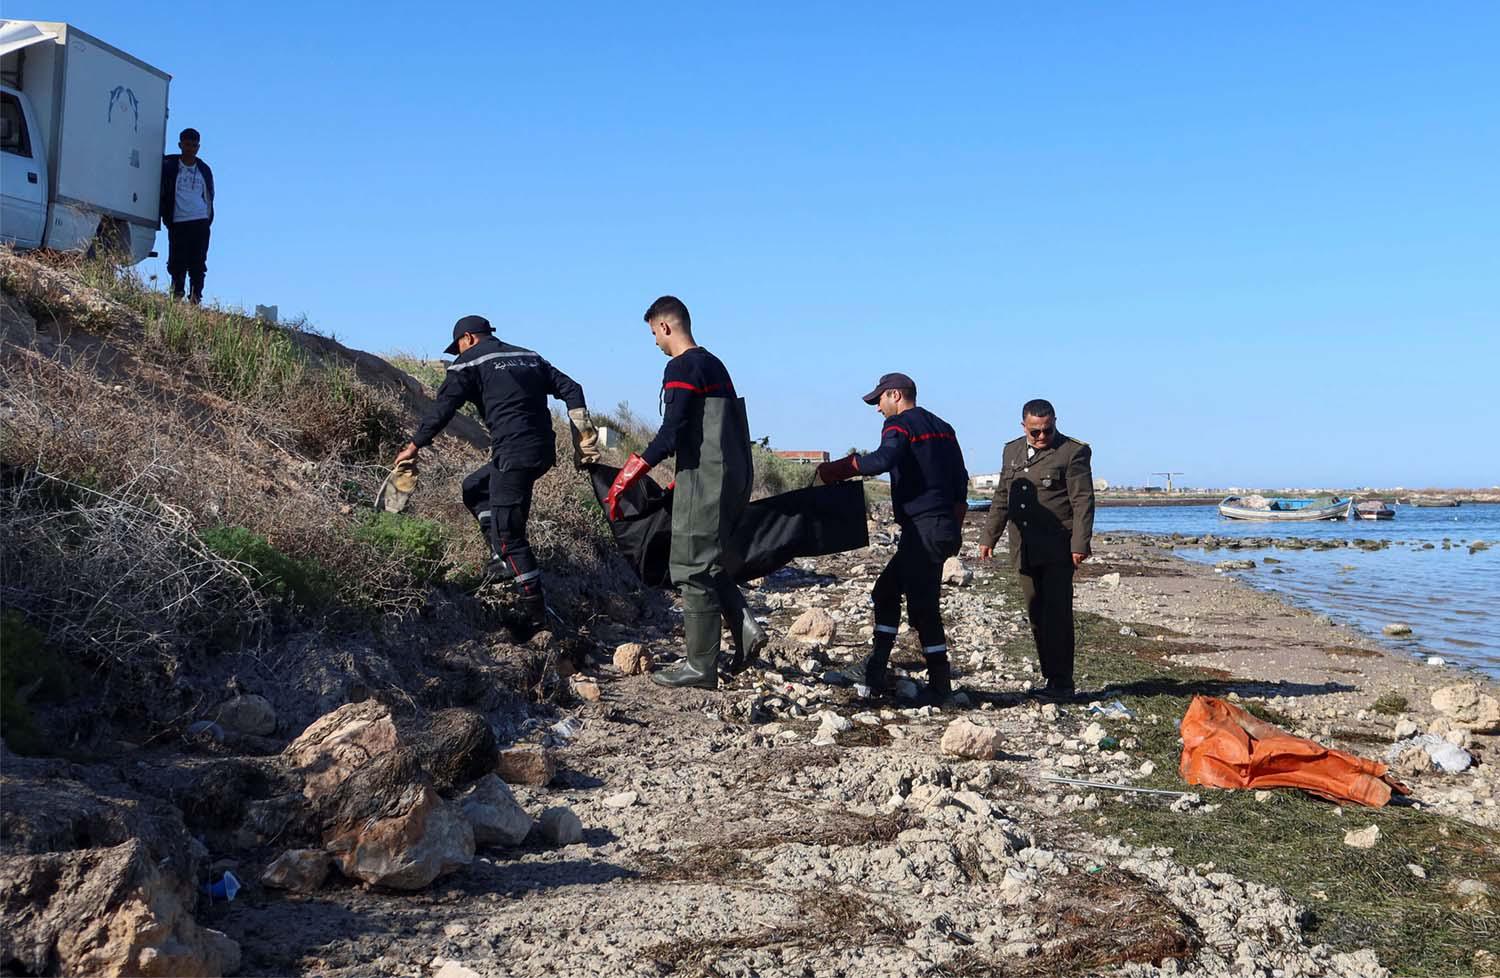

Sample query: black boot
[848,634,895,693]
[170,271,187,299]
[724,611,768,675]
[923,654,952,706]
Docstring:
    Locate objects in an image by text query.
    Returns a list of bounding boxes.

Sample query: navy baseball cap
[445,315,494,355]
[862,372,916,404]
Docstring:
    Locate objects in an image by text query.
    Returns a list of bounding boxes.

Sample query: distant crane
[1152,472,1184,494]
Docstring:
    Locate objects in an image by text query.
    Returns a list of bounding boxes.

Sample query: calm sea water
[1094,503,1500,679]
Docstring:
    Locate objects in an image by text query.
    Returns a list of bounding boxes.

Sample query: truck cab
[1,81,47,248]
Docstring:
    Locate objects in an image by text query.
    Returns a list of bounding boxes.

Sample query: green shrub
[751,444,812,498]
[0,612,72,754]
[199,525,331,608]
[353,512,448,582]
[1371,692,1409,716]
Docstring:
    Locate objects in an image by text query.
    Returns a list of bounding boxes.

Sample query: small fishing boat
[1354,500,1396,520]
[1218,495,1352,521]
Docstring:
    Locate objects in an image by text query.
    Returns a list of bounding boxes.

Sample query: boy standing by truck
[160,127,214,303]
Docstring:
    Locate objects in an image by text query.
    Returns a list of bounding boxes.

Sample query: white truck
[1,20,171,264]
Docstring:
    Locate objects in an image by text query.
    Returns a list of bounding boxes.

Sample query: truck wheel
[87,218,132,264]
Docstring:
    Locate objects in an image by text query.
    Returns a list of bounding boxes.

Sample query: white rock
[1392,718,1420,739]
[1081,722,1108,747]
[1431,681,1500,733]
[1139,761,1157,776]
[434,963,484,978]
[940,719,1004,760]
[1406,863,1427,879]
[1343,825,1380,849]
[1382,622,1413,636]
[1100,573,1122,590]
[602,791,638,809]
[942,557,972,586]
[459,775,534,848]
[789,608,837,643]
[539,806,583,846]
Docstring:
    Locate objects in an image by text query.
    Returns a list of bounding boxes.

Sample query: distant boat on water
[1218,495,1352,521]
[1354,500,1396,520]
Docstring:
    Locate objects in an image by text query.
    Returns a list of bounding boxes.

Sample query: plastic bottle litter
[203,870,241,902]
[1087,700,1137,721]
[1386,733,1472,774]
[547,717,582,745]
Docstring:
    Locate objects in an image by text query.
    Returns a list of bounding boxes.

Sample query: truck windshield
[1,93,32,158]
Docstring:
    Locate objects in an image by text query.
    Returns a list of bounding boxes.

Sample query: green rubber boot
[724,603,768,675]
[652,611,722,689]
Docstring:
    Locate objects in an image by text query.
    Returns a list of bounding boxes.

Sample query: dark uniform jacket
[980,433,1095,570]
[412,337,585,471]
[856,406,969,527]
[642,347,739,468]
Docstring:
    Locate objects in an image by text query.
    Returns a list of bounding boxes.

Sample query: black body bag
[586,465,869,588]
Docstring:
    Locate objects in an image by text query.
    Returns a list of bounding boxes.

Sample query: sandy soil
[204,523,1499,978]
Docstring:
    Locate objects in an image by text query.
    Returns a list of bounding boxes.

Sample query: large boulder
[322,749,473,890]
[496,746,556,786]
[1431,682,1500,733]
[459,775,534,847]
[0,754,240,977]
[284,700,401,802]
[403,708,497,792]
[259,849,332,893]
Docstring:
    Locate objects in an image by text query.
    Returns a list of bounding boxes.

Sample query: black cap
[445,315,494,355]
[862,372,916,405]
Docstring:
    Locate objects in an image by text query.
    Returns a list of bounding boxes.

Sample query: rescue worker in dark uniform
[394,315,599,633]
[978,398,1095,701]
[816,373,969,706]
[605,296,766,689]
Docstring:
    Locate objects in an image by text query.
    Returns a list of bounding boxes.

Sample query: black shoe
[1034,680,1079,703]
[847,647,892,694]
[922,656,952,707]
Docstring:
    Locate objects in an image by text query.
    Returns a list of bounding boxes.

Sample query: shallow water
[1095,503,1500,678]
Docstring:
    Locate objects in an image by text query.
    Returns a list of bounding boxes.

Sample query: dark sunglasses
[1027,426,1055,438]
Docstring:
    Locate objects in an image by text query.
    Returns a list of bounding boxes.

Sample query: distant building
[972,473,1002,491]
[774,450,829,464]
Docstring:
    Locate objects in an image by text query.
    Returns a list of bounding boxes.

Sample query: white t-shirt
[174,162,210,222]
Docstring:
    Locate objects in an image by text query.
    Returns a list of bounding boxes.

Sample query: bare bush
[0,466,267,680]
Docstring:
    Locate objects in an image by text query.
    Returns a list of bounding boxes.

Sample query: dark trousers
[462,462,544,595]
[1018,560,1075,685]
[166,219,211,301]
[872,515,959,657]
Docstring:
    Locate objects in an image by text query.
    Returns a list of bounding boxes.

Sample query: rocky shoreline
[152,519,1496,978]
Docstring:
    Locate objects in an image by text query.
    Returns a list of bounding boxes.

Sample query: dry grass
[644,888,916,973]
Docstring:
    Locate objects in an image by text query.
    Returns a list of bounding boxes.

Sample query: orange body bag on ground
[1178,695,1408,807]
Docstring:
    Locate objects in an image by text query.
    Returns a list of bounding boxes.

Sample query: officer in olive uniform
[605,296,766,689]
[978,399,1095,700]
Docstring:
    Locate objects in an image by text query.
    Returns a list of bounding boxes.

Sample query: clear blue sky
[30,2,1500,488]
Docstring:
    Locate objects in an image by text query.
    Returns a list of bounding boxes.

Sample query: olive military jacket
[979,433,1095,570]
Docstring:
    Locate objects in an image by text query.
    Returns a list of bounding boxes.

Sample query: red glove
[815,454,860,485]
[605,454,652,520]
